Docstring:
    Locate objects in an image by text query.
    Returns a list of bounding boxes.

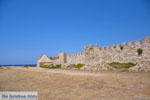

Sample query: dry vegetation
[0,67,150,100]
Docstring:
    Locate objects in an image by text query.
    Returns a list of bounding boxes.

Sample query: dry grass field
[0,67,150,100]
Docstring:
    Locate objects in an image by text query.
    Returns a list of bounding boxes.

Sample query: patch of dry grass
[0,68,150,100]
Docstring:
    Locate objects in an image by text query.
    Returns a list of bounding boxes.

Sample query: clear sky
[0,0,150,65]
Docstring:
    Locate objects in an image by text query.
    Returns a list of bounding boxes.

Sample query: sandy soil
[0,67,150,100]
[11,67,105,77]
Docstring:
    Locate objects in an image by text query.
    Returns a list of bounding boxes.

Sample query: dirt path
[11,67,104,77]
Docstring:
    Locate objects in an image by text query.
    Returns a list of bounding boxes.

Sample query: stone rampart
[38,37,150,68]
[67,53,85,64]
[83,37,150,64]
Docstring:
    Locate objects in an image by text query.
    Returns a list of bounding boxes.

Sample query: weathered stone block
[111,45,116,50]
[89,44,93,49]
[144,37,150,46]
[122,42,127,48]
[116,44,121,50]
[84,46,88,49]
[95,44,98,48]
[106,46,110,50]
[128,41,134,48]
[59,52,67,64]
[135,40,142,48]
[101,47,106,50]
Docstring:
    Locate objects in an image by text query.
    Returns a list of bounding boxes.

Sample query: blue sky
[0,0,150,65]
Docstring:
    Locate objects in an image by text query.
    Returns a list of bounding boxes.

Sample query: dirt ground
[0,67,150,100]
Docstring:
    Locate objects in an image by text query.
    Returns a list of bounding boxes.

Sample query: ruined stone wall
[52,59,60,65]
[50,53,67,65]
[84,37,150,64]
[51,37,150,65]
[67,53,85,64]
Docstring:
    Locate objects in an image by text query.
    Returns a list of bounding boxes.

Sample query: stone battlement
[69,53,84,57]
[84,37,150,51]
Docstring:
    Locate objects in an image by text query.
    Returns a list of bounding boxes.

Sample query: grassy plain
[0,67,150,100]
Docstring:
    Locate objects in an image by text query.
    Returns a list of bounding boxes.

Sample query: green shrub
[107,66,113,70]
[128,62,137,66]
[40,65,51,68]
[109,62,120,65]
[120,46,124,50]
[108,62,122,69]
[137,48,143,56]
[123,64,131,68]
[24,65,34,68]
[40,65,61,69]
[108,62,137,69]
[121,62,136,68]
[75,64,85,69]
[24,66,29,68]
[121,68,129,72]
[55,65,61,68]
[49,65,61,69]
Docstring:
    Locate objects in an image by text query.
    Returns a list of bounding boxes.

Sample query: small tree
[120,46,124,51]
[75,64,85,69]
[137,48,143,56]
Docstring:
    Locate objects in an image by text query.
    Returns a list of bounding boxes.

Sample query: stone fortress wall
[83,37,150,64]
[37,37,150,67]
[67,53,85,64]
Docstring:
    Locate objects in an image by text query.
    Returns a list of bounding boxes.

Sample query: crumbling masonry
[37,37,150,69]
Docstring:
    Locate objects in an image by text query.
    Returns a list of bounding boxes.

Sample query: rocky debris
[81,61,150,72]
[129,61,150,72]
[81,62,108,71]
[61,63,76,69]
[60,61,150,72]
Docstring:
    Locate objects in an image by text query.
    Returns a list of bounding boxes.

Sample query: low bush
[107,66,113,70]
[127,62,137,66]
[121,68,129,72]
[109,62,120,65]
[75,64,85,69]
[137,48,143,56]
[50,65,61,69]
[108,62,137,69]
[120,46,124,50]
[40,65,50,68]
[24,66,29,68]
[24,65,34,68]
[40,65,61,69]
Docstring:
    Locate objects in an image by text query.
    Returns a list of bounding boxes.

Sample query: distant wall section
[40,37,150,66]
